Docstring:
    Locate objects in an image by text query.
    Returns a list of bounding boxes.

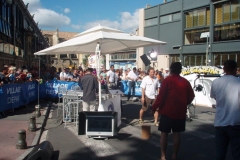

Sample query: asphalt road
[46,98,234,160]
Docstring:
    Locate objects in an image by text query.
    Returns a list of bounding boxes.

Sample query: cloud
[23,0,71,30]
[64,8,71,13]
[34,9,71,28]
[83,9,139,33]
[71,24,81,30]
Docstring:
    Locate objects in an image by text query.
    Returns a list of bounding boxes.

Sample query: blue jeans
[127,81,135,100]
[215,125,240,160]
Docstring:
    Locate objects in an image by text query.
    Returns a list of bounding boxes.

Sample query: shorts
[158,115,186,133]
[142,95,155,111]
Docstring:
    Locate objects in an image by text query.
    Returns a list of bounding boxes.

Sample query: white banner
[88,54,104,69]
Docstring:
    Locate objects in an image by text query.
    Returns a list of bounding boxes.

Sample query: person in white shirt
[126,67,138,101]
[60,68,68,80]
[139,67,159,126]
[210,60,240,160]
[163,68,170,79]
[106,65,116,89]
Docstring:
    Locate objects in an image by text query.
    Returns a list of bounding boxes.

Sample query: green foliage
[82,54,89,68]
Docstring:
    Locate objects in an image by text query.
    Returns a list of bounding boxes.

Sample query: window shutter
[223,2,230,22]
[215,4,223,24]
[206,8,211,25]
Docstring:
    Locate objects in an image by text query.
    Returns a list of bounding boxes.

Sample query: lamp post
[200,32,210,66]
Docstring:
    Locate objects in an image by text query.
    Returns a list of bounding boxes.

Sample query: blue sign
[0,79,78,112]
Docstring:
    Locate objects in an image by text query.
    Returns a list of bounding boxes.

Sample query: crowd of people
[1,60,239,160]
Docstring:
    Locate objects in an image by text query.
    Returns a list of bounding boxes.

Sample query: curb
[17,102,52,160]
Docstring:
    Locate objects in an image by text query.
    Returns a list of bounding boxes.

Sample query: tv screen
[87,116,112,132]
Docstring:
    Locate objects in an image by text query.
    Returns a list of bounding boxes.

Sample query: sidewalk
[0,101,48,160]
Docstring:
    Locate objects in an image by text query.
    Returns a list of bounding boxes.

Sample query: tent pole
[38,57,40,107]
[96,43,103,111]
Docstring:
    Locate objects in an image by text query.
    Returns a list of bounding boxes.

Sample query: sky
[22,0,164,33]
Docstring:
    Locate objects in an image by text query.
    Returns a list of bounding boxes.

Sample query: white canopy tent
[34,25,166,110]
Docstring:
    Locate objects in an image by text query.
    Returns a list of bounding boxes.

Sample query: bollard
[141,125,151,140]
[28,116,37,132]
[35,105,41,118]
[16,129,27,149]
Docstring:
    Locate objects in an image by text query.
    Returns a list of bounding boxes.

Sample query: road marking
[67,126,119,157]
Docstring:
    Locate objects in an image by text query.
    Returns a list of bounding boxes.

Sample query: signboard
[88,54,104,69]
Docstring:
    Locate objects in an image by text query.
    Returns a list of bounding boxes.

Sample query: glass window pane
[184,55,189,66]
[193,10,198,27]
[223,2,231,22]
[145,17,158,26]
[214,22,240,41]
[206,8,211,25]
[173,12,181,21]
[198,8,205,26]
[190,55,195,66]
[186,11,193,28]
[196,55,202,66]
[160,15,171,24]
[237,54,240,66]
[214,54,221,66]
[0,20,2,32]
[215,4,223,24]
[221,54,228,64]
[231,0,240,20]
[229,54,236,61]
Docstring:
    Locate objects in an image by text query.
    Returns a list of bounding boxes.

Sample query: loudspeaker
[140,54,151,66]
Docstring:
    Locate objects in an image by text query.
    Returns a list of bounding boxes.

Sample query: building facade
[42,29,80,70]
[107,49,137,70]
[0,0,48,69]
[140,0,240,69]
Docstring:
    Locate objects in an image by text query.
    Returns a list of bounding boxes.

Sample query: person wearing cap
[126,67,138,101]
[151,62,194,160]
[163,68,170,79]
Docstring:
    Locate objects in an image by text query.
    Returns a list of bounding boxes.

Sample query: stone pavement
[0,98,234,160]
[45,99,234,160]
[0,100,49,160]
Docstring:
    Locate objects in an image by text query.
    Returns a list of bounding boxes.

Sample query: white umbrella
[34,25,166,110]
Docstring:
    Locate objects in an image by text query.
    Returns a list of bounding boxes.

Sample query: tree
[82,54,89,69]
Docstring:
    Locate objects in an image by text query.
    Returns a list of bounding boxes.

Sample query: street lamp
[200,32,210,66]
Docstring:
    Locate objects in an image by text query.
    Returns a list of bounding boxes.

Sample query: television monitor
[78,111,118,138]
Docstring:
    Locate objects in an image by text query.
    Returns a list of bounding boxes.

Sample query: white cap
[165,68,169,70]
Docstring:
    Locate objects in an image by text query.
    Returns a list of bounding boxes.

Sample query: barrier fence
[0,79,142,113]
[0,79,77,112]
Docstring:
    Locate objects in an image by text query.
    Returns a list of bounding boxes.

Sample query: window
[184,54,206,66]
[110,52,136,60]
[145,17,158,27]
[160,12,181,24]
[214,52,240,66]
[231,0,240,20]
[169,55,180,64]
[184,28,209,44]
[215,0,240,24]
[214,22,240,41]
[173,12,181,21]
[160,15,172,23]
[185,8,210,28]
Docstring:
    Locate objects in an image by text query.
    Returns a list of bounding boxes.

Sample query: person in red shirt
[152,62,194,160]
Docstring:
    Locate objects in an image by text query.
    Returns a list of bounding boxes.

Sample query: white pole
[96,43,104,111]
[206,35,208,66]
